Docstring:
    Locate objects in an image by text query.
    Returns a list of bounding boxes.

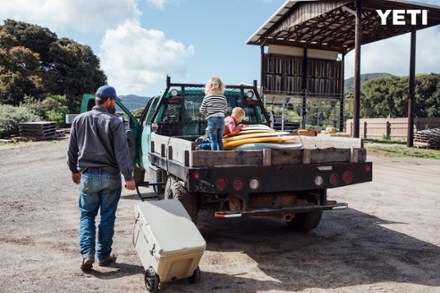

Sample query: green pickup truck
[81,77,373,231]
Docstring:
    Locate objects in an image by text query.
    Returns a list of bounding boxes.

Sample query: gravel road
[1,138,440,293]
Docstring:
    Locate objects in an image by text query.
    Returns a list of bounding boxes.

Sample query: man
[67,85,136,271]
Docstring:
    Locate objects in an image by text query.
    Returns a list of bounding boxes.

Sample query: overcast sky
[0,0,439,96]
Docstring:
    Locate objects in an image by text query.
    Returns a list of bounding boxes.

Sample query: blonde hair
[205,77,225,95]
[232,107,245,118]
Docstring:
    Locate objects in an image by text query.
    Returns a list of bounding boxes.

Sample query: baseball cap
[95,85,121,102]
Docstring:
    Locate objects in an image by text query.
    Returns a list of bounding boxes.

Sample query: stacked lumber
[317,127,351,137]
[414,128,440,149]
[19,121,57,140]
[296,129,320,136]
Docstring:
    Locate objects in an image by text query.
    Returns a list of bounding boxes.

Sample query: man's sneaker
[98,254,117,267]
[81,257,95,271]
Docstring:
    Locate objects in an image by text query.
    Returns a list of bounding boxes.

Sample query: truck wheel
[164,177,198,223]
[144,266,159,292]
[287,210,323,231]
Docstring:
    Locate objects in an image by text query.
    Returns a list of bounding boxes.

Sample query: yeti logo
[376,9,428,25]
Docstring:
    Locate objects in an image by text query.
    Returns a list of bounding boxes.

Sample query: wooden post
[407,27,416,147]
[363,121,367,139]
[353,0,362,138]
[301,48,308,129]
[339,53,345,132]
[260,45,265,92]
[386,121,391,138]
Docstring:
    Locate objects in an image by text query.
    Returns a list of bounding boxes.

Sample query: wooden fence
[346,118,440,140]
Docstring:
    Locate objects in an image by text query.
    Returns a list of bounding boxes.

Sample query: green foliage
[366,144,440,160]
[131,108,144,119]
[382,134,392,141]
[22,95,69,127]
[344,73,394,93]
[360,74,440,118]
[0,104,40,138]
[0,19,107,113]
[0,46,43,105]
[45,38,107,113]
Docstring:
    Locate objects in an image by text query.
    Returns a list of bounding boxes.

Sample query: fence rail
[346,118,440,140]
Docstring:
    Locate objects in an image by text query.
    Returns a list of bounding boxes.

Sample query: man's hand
[71,173,81,184]
[125,179,136,190]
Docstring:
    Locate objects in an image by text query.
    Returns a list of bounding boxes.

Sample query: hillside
[119,94,151,111]
[344,73,394,92]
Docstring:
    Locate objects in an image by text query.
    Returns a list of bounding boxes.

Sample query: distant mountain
[119,94,151,111]
[344,73,394,92]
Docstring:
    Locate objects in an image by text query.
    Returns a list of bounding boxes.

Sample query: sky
[0,0,439,97]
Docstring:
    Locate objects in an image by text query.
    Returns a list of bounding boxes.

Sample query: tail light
[215,178,227,191]
[193,172,200,180]
[342,171,353,184]
[232,179,244,191]
[329,173,339,186]
[365,164,371,173]
[166,98,182,104]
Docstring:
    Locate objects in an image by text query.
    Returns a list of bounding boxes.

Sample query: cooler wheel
[187,266,201,284]
[144,266,159,292]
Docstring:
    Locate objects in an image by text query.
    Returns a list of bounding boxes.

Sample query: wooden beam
[340,53,345,132]
[301,48,308,129]
[353,0,362,138]
[407,27,416,147]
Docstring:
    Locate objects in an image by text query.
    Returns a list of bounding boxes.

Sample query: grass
[364,137,406,145]
[366,143,440,160]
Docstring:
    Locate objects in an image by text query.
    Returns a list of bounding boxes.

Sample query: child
[224,107,245,135]
[200,77,228,150]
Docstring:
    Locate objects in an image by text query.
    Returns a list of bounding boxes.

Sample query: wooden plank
[263,149,272,166]
[191,150,263,167]
[271,149,303,165]
[351,148,359,163]
[310,148,351,163]
[302,149,311,164]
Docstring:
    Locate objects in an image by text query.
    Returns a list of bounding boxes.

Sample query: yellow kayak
[223,136,296,149]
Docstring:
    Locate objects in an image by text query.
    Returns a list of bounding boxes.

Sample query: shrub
[22,95,69,127]
[0,104,41,138]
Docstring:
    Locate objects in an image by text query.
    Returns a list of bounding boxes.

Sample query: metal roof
[247,0,440,53]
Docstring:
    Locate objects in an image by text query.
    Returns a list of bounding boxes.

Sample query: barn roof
[247,0,440,53]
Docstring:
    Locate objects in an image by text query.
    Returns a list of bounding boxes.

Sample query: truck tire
[287,210,323,231]
[164,176,198,223]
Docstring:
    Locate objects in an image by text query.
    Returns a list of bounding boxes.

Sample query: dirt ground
[1,138,440,293]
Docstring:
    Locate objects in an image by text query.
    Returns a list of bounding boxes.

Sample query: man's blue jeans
[206,116,225,150]
[78,170,121,261]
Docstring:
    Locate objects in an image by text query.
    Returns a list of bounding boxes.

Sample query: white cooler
[132,200,206,292]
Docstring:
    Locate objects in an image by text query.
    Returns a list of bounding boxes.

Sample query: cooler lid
[135,200,206,254]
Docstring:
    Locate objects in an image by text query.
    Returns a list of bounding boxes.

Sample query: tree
[1,19,57,66]
[0,46,43,105]
[360,74,440,118]
[45,38,106,112]
[0,20,107,112]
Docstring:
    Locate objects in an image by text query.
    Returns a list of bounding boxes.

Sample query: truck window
[143,97,161,127]
[153,91,264,137]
